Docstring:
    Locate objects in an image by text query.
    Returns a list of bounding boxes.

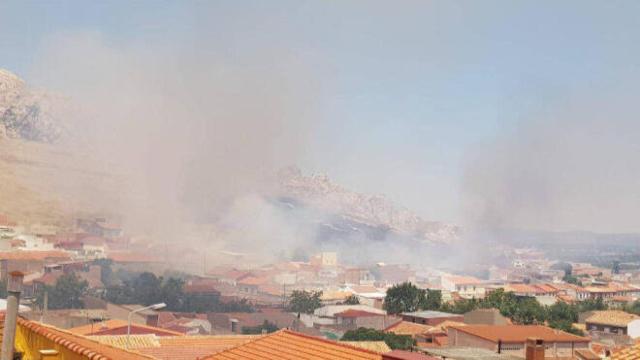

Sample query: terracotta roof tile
[383,350,439,360]
[202,329,382,359]
[69,319,184,337]
[90,334,261,360]
[340,341,392,354]
[10,315,154,359]
[449,325,590,344]
[0,250,72,261]
[385,321,432,336]
[585,311,640,327]
[612,343,640,360]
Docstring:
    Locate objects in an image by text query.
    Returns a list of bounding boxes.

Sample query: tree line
[383,282,613,335]
[33,262,254,313]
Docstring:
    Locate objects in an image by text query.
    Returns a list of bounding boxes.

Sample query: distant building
[334,309,389,331]
[447,325,590,357]
[310,252,337,267]
[401,311,463,326]
[343,268,375,285]
[441,275,485,299]
[464,308,509,325]
[105,303,161,327]
[584,310,640,338]
[0,250,72,280]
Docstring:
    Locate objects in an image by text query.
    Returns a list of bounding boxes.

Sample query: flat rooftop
[421,347,522,360]
[402,311,460,318]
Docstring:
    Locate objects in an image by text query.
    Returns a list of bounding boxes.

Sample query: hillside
[278,166,459,243]
[0,68,458,247]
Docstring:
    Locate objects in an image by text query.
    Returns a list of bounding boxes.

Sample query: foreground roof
[202,329,382,360]
[585,310,639,327]
[69,319,184,337]
[7,315,154,359]
[448,325,589,343]
[612,344,640,360]
[90,334,260,360]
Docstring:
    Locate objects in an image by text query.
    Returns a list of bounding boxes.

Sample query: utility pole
[1,271,24,360]
[40,291,48,324]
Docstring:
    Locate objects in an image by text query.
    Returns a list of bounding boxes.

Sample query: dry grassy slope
[0,137,121,226]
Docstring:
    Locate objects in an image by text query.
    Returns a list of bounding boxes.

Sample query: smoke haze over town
[4,3,640,359]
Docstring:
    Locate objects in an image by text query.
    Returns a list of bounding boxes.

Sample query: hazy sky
[2,1,639,232]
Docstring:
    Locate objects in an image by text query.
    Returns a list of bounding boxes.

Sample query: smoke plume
[26,31,323,264]
[462,95,640,234]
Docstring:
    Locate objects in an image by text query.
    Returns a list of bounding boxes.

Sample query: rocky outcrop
[0,69,64,142]
[278,166,460,243]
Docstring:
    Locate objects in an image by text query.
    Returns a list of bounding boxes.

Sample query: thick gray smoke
[27,31,323,264]
[462,97,640,234]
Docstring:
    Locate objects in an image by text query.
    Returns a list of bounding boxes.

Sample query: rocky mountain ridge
[278,166,460,243]
[0,69,64,142]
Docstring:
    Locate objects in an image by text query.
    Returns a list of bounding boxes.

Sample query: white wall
[627,319,640,338]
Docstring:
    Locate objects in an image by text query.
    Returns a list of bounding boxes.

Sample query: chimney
[1,271,24,360]
[526,338,545,360]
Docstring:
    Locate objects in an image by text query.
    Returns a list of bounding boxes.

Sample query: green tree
[423,289,442,310]
[384,282,426,315]
[0,280,7,298]
[105,284,136,304]
[241,320,279,334]
[341,327,415,350]
[343,295,360,305]
[94,258,115,287]
[551,262,573,277]
[547,301,578,323]
[133,272,163,305]
[161,277,186,310]
[36,273,88,309]
[624,300,640,315]
[563,274,582,286]
[288,290,323,314]
[511,297,545,325]
[612,261,621,275]
[577,298,607,312]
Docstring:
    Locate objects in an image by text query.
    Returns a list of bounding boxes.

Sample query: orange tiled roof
[504,283,558,294]
[425,320,466,334]
[69,319,184,337]
[575,349,601,360]
[90,334,261,360]
[449,325,590,344]
[340,341,391,354]
[612,343,640,360]
[12,315,154,359]
[202,329,382,359]
[443,275,482,285]
[139,335,260,360]
[385,321,432,336]
[0,250,72,261]
[585,311,640,327]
